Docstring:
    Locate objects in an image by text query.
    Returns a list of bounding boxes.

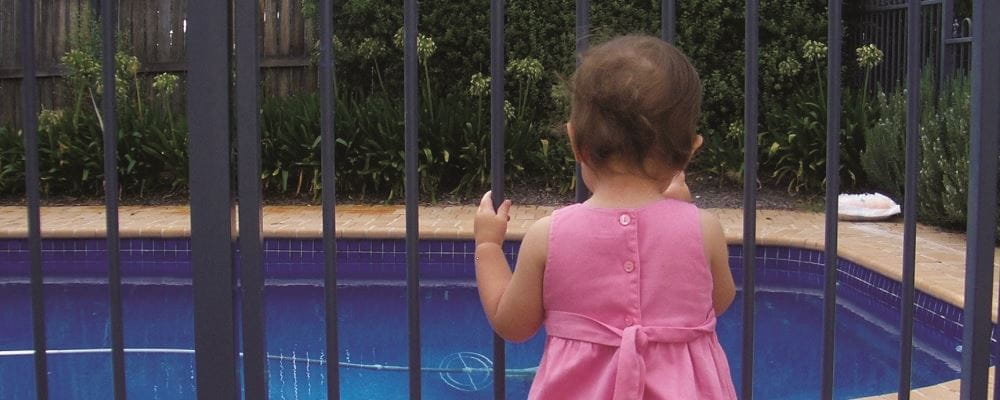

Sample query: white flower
[153,73,180,97]
[778,58,802,77]
[507,58,544,82]
[856,44,884,69]
[468,73,491,97]
[503,100,515,120]
[803,40,828,62]
[357,37,387,60]
[394,28,437,61]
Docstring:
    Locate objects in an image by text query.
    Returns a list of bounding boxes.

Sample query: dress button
[624,317,634,326]
[624,261,635,272]
[619,214,631,226]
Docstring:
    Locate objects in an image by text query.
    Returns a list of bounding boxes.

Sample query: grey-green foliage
[861,78,910,199]
[917,73,971,228]
[863,71,999,237]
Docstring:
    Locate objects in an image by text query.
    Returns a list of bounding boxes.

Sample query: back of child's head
[570,35,702,177]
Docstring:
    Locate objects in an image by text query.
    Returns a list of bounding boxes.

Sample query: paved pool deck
[0,204,997,399]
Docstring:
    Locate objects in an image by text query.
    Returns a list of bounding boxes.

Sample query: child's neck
[584,171,670,209]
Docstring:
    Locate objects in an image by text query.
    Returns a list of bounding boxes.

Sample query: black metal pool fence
[857,0,975,92]
[14,0,1000,399]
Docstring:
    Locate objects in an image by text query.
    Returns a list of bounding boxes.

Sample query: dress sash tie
[544,311,717,400]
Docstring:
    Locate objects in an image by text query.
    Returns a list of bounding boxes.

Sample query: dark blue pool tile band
[1,239,997,356]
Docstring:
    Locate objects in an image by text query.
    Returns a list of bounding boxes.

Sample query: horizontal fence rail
[11,1,1000,399]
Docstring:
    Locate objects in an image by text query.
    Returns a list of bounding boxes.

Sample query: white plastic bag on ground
[838,193,902,221]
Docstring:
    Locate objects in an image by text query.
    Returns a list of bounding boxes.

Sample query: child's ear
[567,123,585,163]
[675,134,704,171]
[689,134,704,162]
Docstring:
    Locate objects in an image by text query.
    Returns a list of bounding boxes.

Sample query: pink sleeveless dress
[527,199,736,399]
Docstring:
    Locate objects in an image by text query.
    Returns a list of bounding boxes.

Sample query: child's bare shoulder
[697,209,727,243]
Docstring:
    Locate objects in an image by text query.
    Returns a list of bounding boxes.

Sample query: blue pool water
[0,279,962,399]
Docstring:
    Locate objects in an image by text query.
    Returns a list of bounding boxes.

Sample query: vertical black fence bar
[879,11,887,87]
[318,0,340,397]
[403,0,422,397]
[961,0,999,398]
[741,0,759,398]
[879,11,895,87]
[939,0,953,82]
[235,0,266,396]
[933,7,939,64]
[99,0,126,398]
[187,0,239,398]
[489,0,506,397]
[898,1,920,399]
[896,9,903,85]
[899,9,907,79]
[820,0,842,399]
[574,0,589,203]
[661,0,676,44]
[20,0,48,398]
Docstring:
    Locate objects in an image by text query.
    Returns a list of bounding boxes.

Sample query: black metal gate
[856,0,974,91]
[15,0,999,399]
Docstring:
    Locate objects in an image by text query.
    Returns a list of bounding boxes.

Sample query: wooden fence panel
[0,0,317,128]
[0,0,17,69]
[262,0,278,57]
[0,79,20,127]
[169,0,185,60]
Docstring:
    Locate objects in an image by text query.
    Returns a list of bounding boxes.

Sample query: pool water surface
[0,279,962,399]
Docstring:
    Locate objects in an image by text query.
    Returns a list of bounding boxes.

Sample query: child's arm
[700,210,736,315]
[474,192,548,343]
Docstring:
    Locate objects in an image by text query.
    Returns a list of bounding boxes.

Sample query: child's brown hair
[570,35,702,177]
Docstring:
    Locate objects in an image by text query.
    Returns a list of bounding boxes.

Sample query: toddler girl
[474,35,737,399]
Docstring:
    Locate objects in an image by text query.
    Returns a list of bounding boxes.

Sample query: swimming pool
[0,238,986,399]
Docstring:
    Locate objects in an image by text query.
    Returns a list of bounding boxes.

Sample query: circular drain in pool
[439,352,493,391]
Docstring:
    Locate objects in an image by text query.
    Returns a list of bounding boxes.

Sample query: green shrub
[863,71,999,237]
[763,86,875,193]
[861,87,907,199]
[303,0,839,184]
[258,29,572,201]
[917,73,972,228]
[762,40,882,193]
[259,85,572,201]
[0,126,23,195]
[0,1,877,199]
[0,9,188,198]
